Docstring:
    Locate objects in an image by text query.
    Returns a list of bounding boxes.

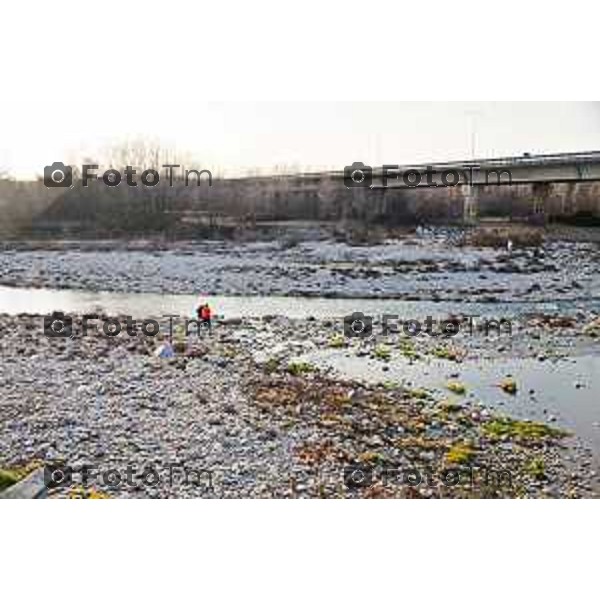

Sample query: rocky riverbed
[1,310,598,498]
[1,228,599,498]
[1,233,599,302]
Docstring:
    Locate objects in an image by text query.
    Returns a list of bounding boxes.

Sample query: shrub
[467,226,543,248]
[286,362,315,376]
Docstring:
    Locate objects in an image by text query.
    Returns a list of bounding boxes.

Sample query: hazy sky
[1,101,599,179]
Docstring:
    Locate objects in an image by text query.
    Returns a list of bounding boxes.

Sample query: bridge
[142,150,600,226]
[362,150,600,222]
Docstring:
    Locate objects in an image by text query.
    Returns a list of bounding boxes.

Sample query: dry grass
[467,225,544,248]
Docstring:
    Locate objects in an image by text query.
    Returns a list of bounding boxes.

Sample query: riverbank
[0,311,598,498]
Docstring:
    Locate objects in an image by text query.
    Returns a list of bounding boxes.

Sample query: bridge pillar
[531,182,551,224]
[463,185,479,224]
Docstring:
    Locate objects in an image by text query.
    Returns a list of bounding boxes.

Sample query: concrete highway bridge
[357,150,600,222]
[147,150,600,226]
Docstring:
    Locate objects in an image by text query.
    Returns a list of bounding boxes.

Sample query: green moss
[358,451,386,464]
[409,388,429,400]
[373,344,392,361]
[446,381,466,395]
[263,357,280,373]
[433,346,451,359]
[328,334,346,348]
[0,462,38,492]
[438,398,462,412]
[499,378,517,395]
[445,442,475,464]
[398,340,419,360]
[69,486,111,499]
[483,418,568,441]
[0,469,20,492]
[383,381,400,390]
[525,458,546,480]
[432,346,462,361]
[286,361,315,376]
[218,345,238,358]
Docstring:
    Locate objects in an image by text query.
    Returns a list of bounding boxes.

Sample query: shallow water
[303,348,600,457]
[1,285,598,320]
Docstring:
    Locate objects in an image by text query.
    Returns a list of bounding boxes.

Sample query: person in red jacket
[199,303,212,333]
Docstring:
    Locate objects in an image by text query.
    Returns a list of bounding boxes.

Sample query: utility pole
[464,109,481,224]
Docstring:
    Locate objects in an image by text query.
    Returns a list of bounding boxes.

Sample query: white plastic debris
[154,342,174,358]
